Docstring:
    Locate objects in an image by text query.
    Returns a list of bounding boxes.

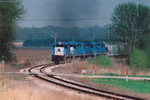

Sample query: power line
[0,1,18,2]
[21,18,109,21]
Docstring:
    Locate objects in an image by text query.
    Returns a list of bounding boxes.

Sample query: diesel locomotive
[51,41,108,63]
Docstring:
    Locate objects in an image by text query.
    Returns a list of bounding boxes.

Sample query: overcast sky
[19,0,150,28]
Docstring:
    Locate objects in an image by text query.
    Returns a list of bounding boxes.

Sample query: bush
[88,56,112,67]
[129,49,148,69]
[144,48,150,69]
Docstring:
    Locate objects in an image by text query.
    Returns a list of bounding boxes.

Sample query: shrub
[96,56,112,67]
[23,59,31,66]
[129,49,148,69]
[144,48,150,69]
[88,56,111,67]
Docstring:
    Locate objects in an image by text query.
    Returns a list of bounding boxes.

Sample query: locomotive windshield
[70,44,76,48]
[56,44,64,47]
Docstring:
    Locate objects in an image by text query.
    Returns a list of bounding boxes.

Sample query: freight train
[51,41,108,63]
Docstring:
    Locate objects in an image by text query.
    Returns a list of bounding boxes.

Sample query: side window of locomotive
[70,44,76,48]
[70,44,73,47]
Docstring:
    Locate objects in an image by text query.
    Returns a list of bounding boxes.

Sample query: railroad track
[28,63,145,100]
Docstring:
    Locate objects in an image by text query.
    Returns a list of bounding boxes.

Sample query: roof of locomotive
[52,41,68,45]
[52,41,105,46]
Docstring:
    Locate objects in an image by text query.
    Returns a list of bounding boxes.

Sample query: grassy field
[102,73,150,78]
[82,73,150,78]
[92,78,150,94]
[0,80,99,100]
[61,59,150,76]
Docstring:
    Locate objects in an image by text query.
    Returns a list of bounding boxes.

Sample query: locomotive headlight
[59,42,61,44]
[57,48,61,52]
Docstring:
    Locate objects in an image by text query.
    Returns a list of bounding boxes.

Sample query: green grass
[11,63,25,68]
[101,73,120,76]
[82,73,150,78]
[102,73,150,78]
[92,78,150,94]
[87,56,111,67]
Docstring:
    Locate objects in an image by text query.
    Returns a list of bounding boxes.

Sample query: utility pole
[93,26,96,41]
[1,60,5,75]
[73,27,75,41]
[107,25,110,40]
[94,26,96,60]
[55,32,57,42]
[73,35,75,41]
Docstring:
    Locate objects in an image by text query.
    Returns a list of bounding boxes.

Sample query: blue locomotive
[51,41,108,63]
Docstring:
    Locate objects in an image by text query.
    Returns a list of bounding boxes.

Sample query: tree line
[17,25,108,43]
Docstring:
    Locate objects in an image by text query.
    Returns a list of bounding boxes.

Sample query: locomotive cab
[55,43,65,56]
[68,41,77,56]
[69,44,76,55]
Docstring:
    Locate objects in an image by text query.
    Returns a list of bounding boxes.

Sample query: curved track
[28,63,145,100]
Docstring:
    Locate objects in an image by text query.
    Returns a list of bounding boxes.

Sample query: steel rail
[40,66,146,100]
[28,63,146,100]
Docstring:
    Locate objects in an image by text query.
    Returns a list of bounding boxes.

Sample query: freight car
[51,41,108,63]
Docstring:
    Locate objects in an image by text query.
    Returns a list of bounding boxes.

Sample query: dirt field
[12,48,52,66]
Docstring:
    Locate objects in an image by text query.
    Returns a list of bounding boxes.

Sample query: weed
[88,56,112,67]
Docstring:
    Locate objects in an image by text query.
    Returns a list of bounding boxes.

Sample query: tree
[110,2,150,55]
[0,0,24,60]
